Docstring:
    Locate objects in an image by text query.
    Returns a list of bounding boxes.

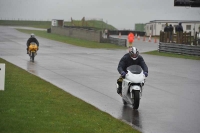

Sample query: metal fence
[108,30,145,36]
[160,31,192,45]
[159,42,200,56]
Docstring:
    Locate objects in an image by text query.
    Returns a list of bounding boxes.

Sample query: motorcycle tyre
[133,90,140,109]
[29,52,31,61]
[31,52,34,62]
[122,99,127,105]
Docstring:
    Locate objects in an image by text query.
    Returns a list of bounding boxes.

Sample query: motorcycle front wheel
[133,90,140,109]
[122,99,127,105]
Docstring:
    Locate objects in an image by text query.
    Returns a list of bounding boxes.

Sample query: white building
[145,20,200,36]
[51,19,64,27]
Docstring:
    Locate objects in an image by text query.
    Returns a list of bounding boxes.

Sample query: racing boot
[117,78,123,96]
[117,86,122,97]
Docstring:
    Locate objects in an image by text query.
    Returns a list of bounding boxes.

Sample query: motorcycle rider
[117,47,148,96]
[26,33,39,54]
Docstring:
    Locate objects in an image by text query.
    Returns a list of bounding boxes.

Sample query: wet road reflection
[27,61,38,75]
[121,105,143,131]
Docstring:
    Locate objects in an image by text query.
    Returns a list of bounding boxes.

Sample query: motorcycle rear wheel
[133,90,140,109]
[31,52,34,62]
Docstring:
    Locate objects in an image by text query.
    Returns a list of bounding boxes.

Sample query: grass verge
[17,29,125,49]
[0,58,140,133]
[0,20,51,29]
[144,50,200,60]
[0,20,117,30]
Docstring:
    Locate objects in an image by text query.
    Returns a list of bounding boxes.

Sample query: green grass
[0,20,51,29]
[0,20,117,30]
[0,58,140,133]
[65,20,117,30]
[144,50,200,60]
[17,29,126,49]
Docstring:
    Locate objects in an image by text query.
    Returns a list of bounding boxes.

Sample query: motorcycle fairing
[29,42,38,52]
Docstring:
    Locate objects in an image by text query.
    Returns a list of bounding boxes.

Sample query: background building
[135,23,145,32]
[145,20,200,36]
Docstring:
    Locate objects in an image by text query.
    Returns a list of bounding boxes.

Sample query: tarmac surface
[1,26,200,133]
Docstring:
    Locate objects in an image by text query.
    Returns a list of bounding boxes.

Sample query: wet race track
[1,26,200,133]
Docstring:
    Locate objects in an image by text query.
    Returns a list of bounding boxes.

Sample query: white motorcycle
[117,65,145,109]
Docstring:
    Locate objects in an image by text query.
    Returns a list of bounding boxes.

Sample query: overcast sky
[0,0,200,29]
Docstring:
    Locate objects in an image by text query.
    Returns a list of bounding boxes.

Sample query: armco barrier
[159,42,200,56]
[108,30,145,36]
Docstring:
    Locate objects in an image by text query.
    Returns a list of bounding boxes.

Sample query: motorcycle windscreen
[127,65,142,74]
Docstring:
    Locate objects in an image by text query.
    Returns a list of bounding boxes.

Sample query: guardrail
[108,30,145,36]
[159,42,200,56]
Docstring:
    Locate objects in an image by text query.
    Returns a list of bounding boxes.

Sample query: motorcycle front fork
[129,87,143,98]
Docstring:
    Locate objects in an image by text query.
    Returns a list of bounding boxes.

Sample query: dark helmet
[129,47,139,60]
[179,22,182,25]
